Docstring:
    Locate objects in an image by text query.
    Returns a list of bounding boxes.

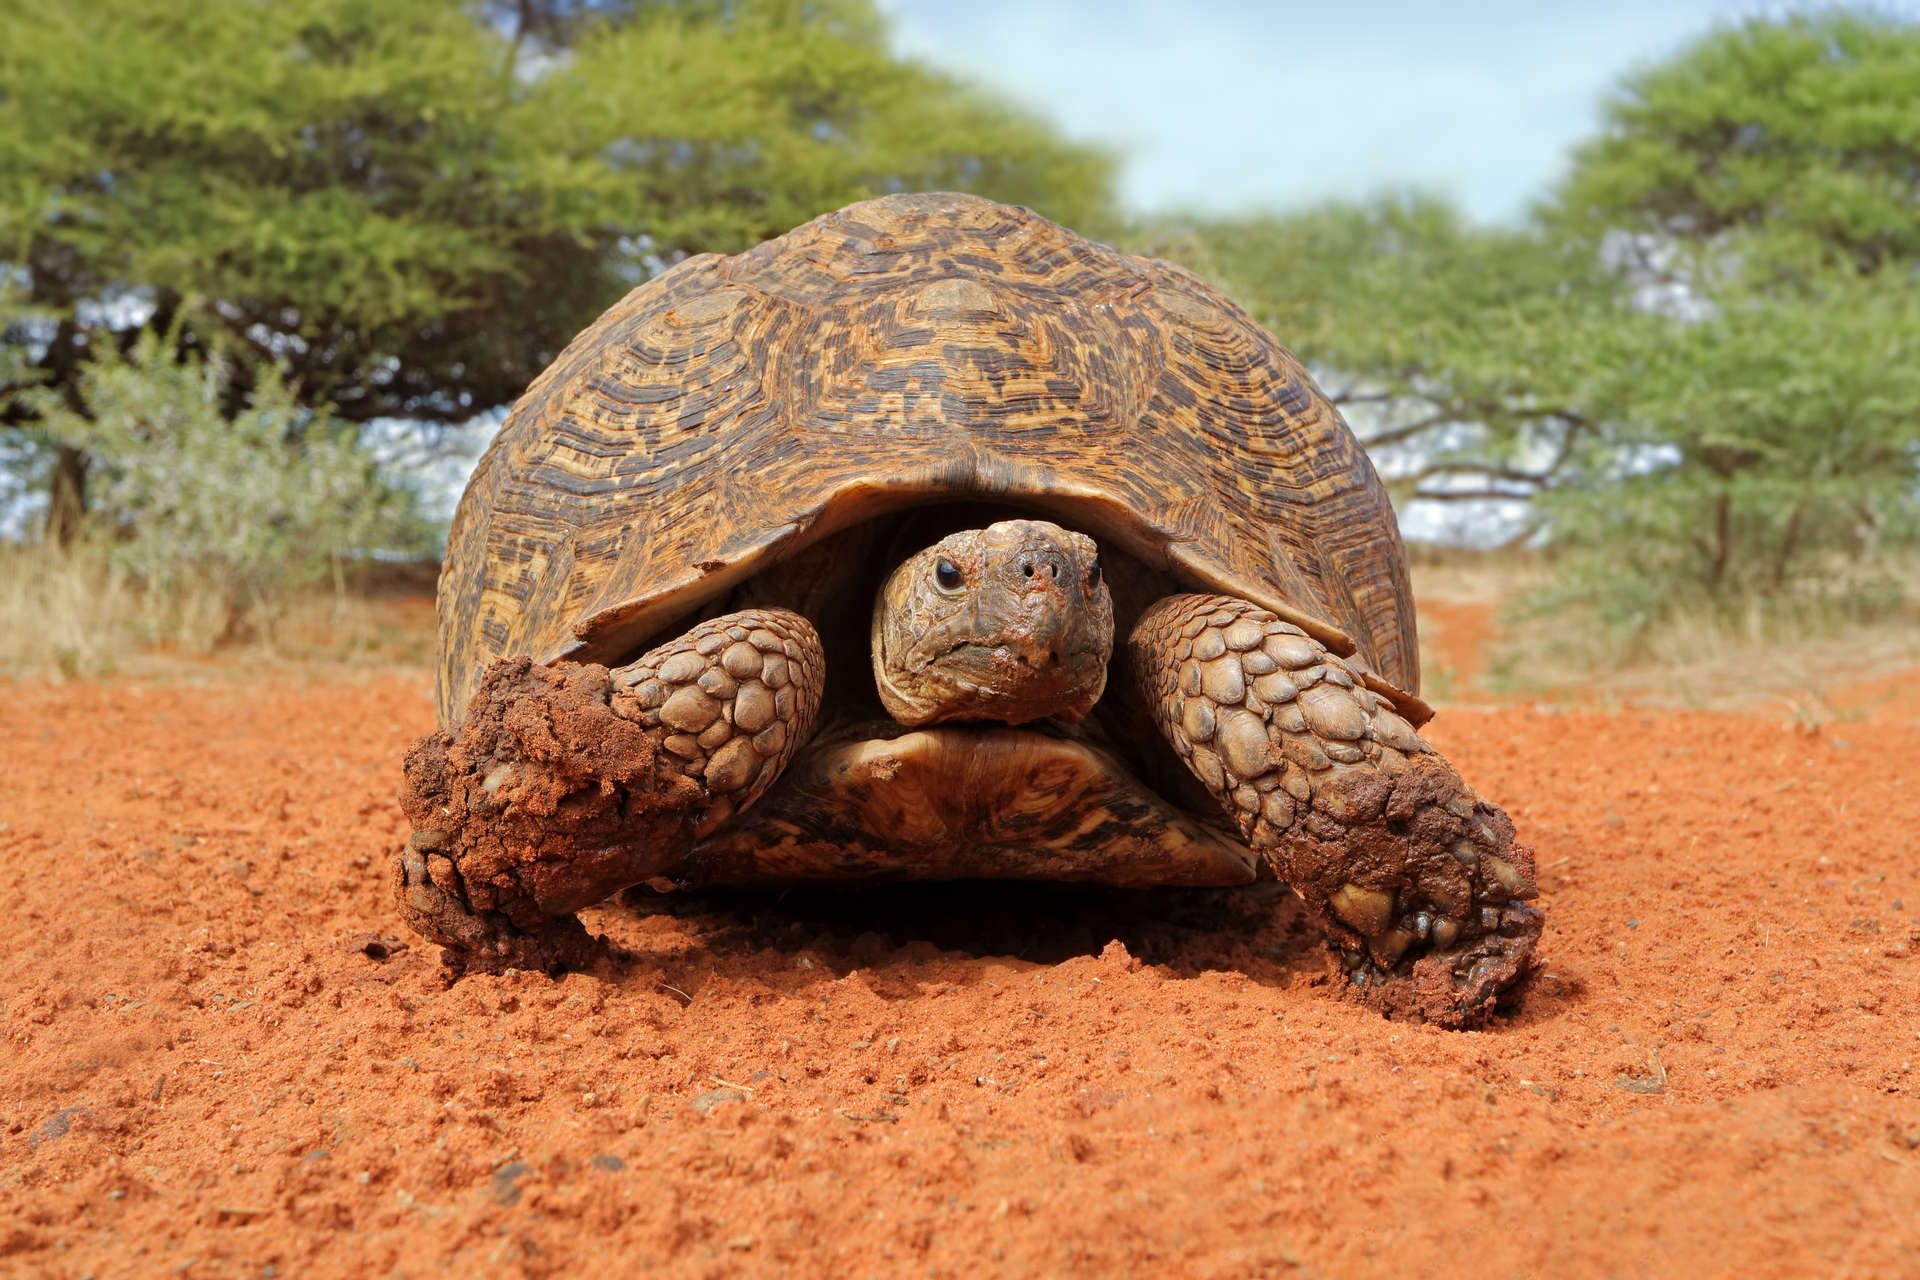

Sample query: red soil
[4,665,1917,1277]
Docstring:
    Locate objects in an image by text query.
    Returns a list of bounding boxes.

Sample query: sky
[879,0,1920,223]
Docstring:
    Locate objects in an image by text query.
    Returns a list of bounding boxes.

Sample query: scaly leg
[1130,594,1542,1026]
[394,609,823,973]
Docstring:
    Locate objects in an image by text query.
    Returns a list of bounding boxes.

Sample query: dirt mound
[3,671,1917,1276]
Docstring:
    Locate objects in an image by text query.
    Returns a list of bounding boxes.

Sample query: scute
[437,192,1419,724]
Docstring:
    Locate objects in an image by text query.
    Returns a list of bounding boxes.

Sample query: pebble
[491,1161,533,1206]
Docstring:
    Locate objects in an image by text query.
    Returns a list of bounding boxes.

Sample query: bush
[24,325,432,640]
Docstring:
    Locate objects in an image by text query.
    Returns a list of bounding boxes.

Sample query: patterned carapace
[436,192,1418,725]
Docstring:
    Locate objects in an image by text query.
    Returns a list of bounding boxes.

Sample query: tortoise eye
[934,557,964,592]
[1086,560,1102,591]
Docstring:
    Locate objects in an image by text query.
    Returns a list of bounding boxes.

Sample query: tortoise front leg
[393,609,823,974]
[1130,594,1542,1026]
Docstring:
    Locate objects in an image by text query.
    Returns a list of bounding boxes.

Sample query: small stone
[1217,709,1272,779]
[591,1154,626,1172]
[733,683,776,733]
[690,1086,746,1116]
[697,668,737,698]
[1299,685,1367,741]
[721,643,763,679]
[1487,857,1529,896]
[1192,629,1227,661]
[1181,697,1216,743]
[660,686,722,733]
[491,1161,533,1206]
[1201,657,1246,705]
[1263,634,1318,668]
[705,738,759,793]
[1329,883,1394,935]
[1444,795,1477,819]
[1223,619,1266,651]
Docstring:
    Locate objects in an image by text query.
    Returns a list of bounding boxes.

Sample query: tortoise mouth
[680,723,1259,889]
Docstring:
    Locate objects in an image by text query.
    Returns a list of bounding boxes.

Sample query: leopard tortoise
[394,191,1543,1026]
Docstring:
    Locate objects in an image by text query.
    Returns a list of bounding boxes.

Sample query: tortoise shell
[436,192,1419,725]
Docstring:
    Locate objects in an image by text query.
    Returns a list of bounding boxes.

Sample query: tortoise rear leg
[1129,594,1543,1027]
[394,609,823,974]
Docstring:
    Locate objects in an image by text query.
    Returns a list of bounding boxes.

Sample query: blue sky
[879,0,1920,222]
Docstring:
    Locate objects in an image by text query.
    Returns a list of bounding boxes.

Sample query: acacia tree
[1148,9,1919,615]
[0,0,1114,541]
[1536,10,1920,612]
[1139,196,1629,529]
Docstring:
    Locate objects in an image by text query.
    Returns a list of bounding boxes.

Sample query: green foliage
[1139,195,1628,511]
[1552,10,1920,275]
[0,0,1113,428]
[1538,265,1920,626]
[23,325,431,617]
[1534,9,1920,626]
[1142,10,1920,644]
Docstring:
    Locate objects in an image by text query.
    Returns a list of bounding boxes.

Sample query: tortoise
[394,192,1543,1026]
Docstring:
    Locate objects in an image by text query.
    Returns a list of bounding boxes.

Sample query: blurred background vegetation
[2,0,1915,687]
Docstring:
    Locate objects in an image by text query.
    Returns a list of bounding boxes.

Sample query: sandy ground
[4,624,1919,1277]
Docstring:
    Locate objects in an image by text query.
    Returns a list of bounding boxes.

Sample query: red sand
[4,667,1918,1277]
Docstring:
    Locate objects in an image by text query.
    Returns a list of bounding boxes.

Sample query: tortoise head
[871,519,1113,727]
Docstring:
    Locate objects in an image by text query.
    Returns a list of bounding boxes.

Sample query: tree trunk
[44,444,88,548]
[1707,492,1732,590]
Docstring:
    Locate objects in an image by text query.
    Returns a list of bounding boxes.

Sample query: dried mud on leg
[1130,593,1544,1026]
[395,610,823,976]
[395,659,696,975]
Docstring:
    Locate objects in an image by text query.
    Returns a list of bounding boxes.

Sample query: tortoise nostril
[1016,549,1068,583]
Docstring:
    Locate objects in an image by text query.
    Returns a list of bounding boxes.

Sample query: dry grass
[1411,545,1920,713]
[0,547,435,681]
